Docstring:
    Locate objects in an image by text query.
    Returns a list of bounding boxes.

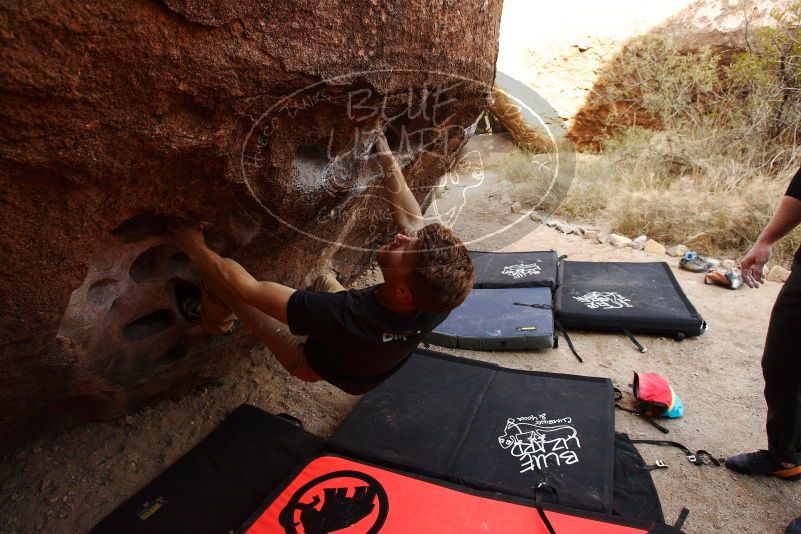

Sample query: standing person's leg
[763,261,801,465]
[727,261,801,480]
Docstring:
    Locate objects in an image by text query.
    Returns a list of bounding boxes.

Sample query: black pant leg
[762,261,801,464]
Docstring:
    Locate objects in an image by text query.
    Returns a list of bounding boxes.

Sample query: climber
[172,129,474,394]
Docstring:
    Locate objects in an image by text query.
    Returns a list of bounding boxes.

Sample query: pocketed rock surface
[0,135,796,533]
[0,0,502,447]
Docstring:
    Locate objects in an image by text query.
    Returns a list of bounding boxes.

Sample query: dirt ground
[1,136,798,533]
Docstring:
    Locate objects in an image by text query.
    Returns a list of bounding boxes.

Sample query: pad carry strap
[624,329,648,353]
[674,507,690,530]
[513,302,553,310]
[536,506,557,534]
[554,320,582,363]
[642,460,668,471]
[614,404,670,434]
[534,484,558,534]
[613,389,669,434]
[631,439,722,466]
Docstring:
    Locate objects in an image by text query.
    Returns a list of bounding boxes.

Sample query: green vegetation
[499,2,801,265]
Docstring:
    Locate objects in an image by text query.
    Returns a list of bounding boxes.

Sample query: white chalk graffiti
[497,414,581,473]
[501,263,541,279]
[573,291,633,310]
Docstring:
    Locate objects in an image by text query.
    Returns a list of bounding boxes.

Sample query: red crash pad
[241,455,670,534]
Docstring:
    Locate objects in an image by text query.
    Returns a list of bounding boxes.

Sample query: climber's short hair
[408,223,475,313]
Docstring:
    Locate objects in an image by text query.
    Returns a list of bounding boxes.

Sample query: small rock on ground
[643,239,666,254]
[629,235,647,250]
[608,234,632,247]
[583,230,598,241]
[667,244,689,257]
[555,221,574,234]
[767,265,791,283]
[510,201,522,213]
[529,211,547,222]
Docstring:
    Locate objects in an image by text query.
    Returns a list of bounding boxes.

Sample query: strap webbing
[642,460,668,471]
[631,439,722,466]
[513,302,553,310]
[536,506,557,534]
[624,329,648,353]
[534,485,558,534]
[674,507,690,530]
[615,404,670,434]
[554,320,582,363]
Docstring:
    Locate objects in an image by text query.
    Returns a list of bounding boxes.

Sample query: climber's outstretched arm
[374,130,425,234]
[172,224,294,324]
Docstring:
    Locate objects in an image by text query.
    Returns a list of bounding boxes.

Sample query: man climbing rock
[726,165,801,533]
[172,130,475,394]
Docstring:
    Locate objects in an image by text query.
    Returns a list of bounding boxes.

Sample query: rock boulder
[0,0,502,447]
[767,265,792,283]
[643,239,667,255]
[608,233,632,247]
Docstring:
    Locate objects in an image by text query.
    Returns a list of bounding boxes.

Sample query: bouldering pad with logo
[555,261,706,339]
[425,287,555,350]
[92,405,325,534]
[471,250,559,289]
[329,349,615,513]
[239,454,681,534]
[613,433,665,523]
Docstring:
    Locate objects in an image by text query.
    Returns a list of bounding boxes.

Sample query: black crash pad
[555,261,706,339]
[329,349,616,513]
[471,250,559,288]
[93,404,324,534]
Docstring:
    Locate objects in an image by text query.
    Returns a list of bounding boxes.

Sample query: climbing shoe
[679,251,713,273]
[704,268,742,289]
[725,450,801,481]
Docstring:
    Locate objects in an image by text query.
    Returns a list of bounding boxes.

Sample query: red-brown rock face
[0,0,502,447]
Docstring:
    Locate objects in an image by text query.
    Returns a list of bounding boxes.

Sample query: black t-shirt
[787,166,801,263]
[286,285,449,394]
